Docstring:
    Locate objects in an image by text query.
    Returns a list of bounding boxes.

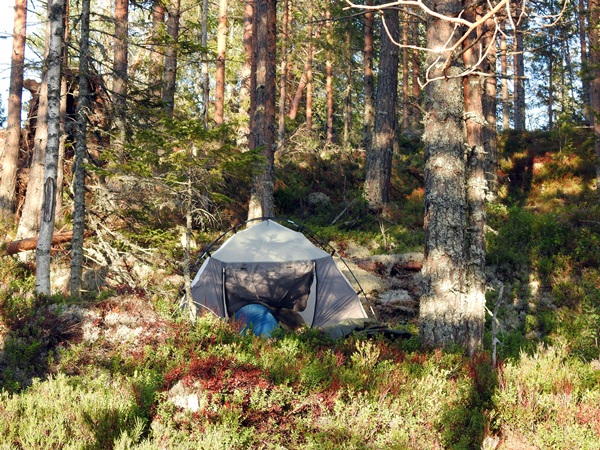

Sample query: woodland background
[0,0,600,448]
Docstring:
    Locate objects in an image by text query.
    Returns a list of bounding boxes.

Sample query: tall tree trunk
[113,0,129,146]
[288,60,309,121]
[362,0,375,150]
[305,0,314,132]
[419,0,483,355]
[247,0,277,220]
[343,30,352,147]
[36,0,65,295]
[163,0,180,116]
[363,7,399,209]
[500,23,510,130]
[513,5,526,130]
[411,45,421,129]
[402,12,409,131]
[201,0,209,128]
[548,46,554,130]
[325,3,333,143]
[579,0,592,124]
[462,0,487,354]
[238,0,253,146]
[482,15,498,201]
[278,0,289,144]
[590,0,600,190]
[214,0,227,125]
[149,0,165,102]
[16,9,52,241]
[0,0,27,216]
[70,0,91,297]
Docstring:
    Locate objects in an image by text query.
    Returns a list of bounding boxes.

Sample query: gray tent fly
[181,217,378,335]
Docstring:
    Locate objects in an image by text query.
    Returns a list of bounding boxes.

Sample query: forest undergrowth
[1,128,599,449]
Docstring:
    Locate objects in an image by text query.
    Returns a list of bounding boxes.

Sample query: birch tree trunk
[36,0,65,295]
[0,0,27,216]
[214,0,227,125]
[70,0,91,297]
[16,12,52,241]
[363,7,399,209]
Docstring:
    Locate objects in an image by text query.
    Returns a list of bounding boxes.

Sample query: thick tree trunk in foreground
[462,0,487,353]
[36,0,65,295]
[0,0,27,216]
[247,0,277,221]
[364,8,399,208]
[419,0,484,355]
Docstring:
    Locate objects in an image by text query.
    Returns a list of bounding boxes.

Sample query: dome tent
[189,218,370,330]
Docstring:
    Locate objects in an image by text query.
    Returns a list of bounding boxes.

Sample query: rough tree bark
[513,3,526,130]
[579,0,592,124]
[305,0,314,132]
[362,0,375,150]
[590,0,600,190]
[149,0,165,102]
[70,0,91,297]
[214,0,227,125]
[163,0,180,116]
[363,7,399,209]
[113,0,128,145]
[325,3,334,143]
[278,0,289,144]
[462,0,487,354]
[247,0,277,220]
[0,0,27,216]
[419,0,484,355]
[36,0,65,295]
[201,0,209,128]
[238,0,253,146]
[500,22,510,130]
[16,12,51,241]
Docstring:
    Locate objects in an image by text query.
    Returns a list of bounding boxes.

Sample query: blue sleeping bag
[234,303,279,337]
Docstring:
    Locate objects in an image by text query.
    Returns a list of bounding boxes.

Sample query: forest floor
[1,128,600,449]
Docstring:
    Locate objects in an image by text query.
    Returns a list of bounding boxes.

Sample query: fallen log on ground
[1,231,92,256]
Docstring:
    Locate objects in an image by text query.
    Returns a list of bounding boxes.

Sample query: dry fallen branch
[1,231,93,256]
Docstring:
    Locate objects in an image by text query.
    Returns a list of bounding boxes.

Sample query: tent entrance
[224,260,316,329]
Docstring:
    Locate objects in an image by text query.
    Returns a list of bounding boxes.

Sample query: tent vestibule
[190,219,368,330]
